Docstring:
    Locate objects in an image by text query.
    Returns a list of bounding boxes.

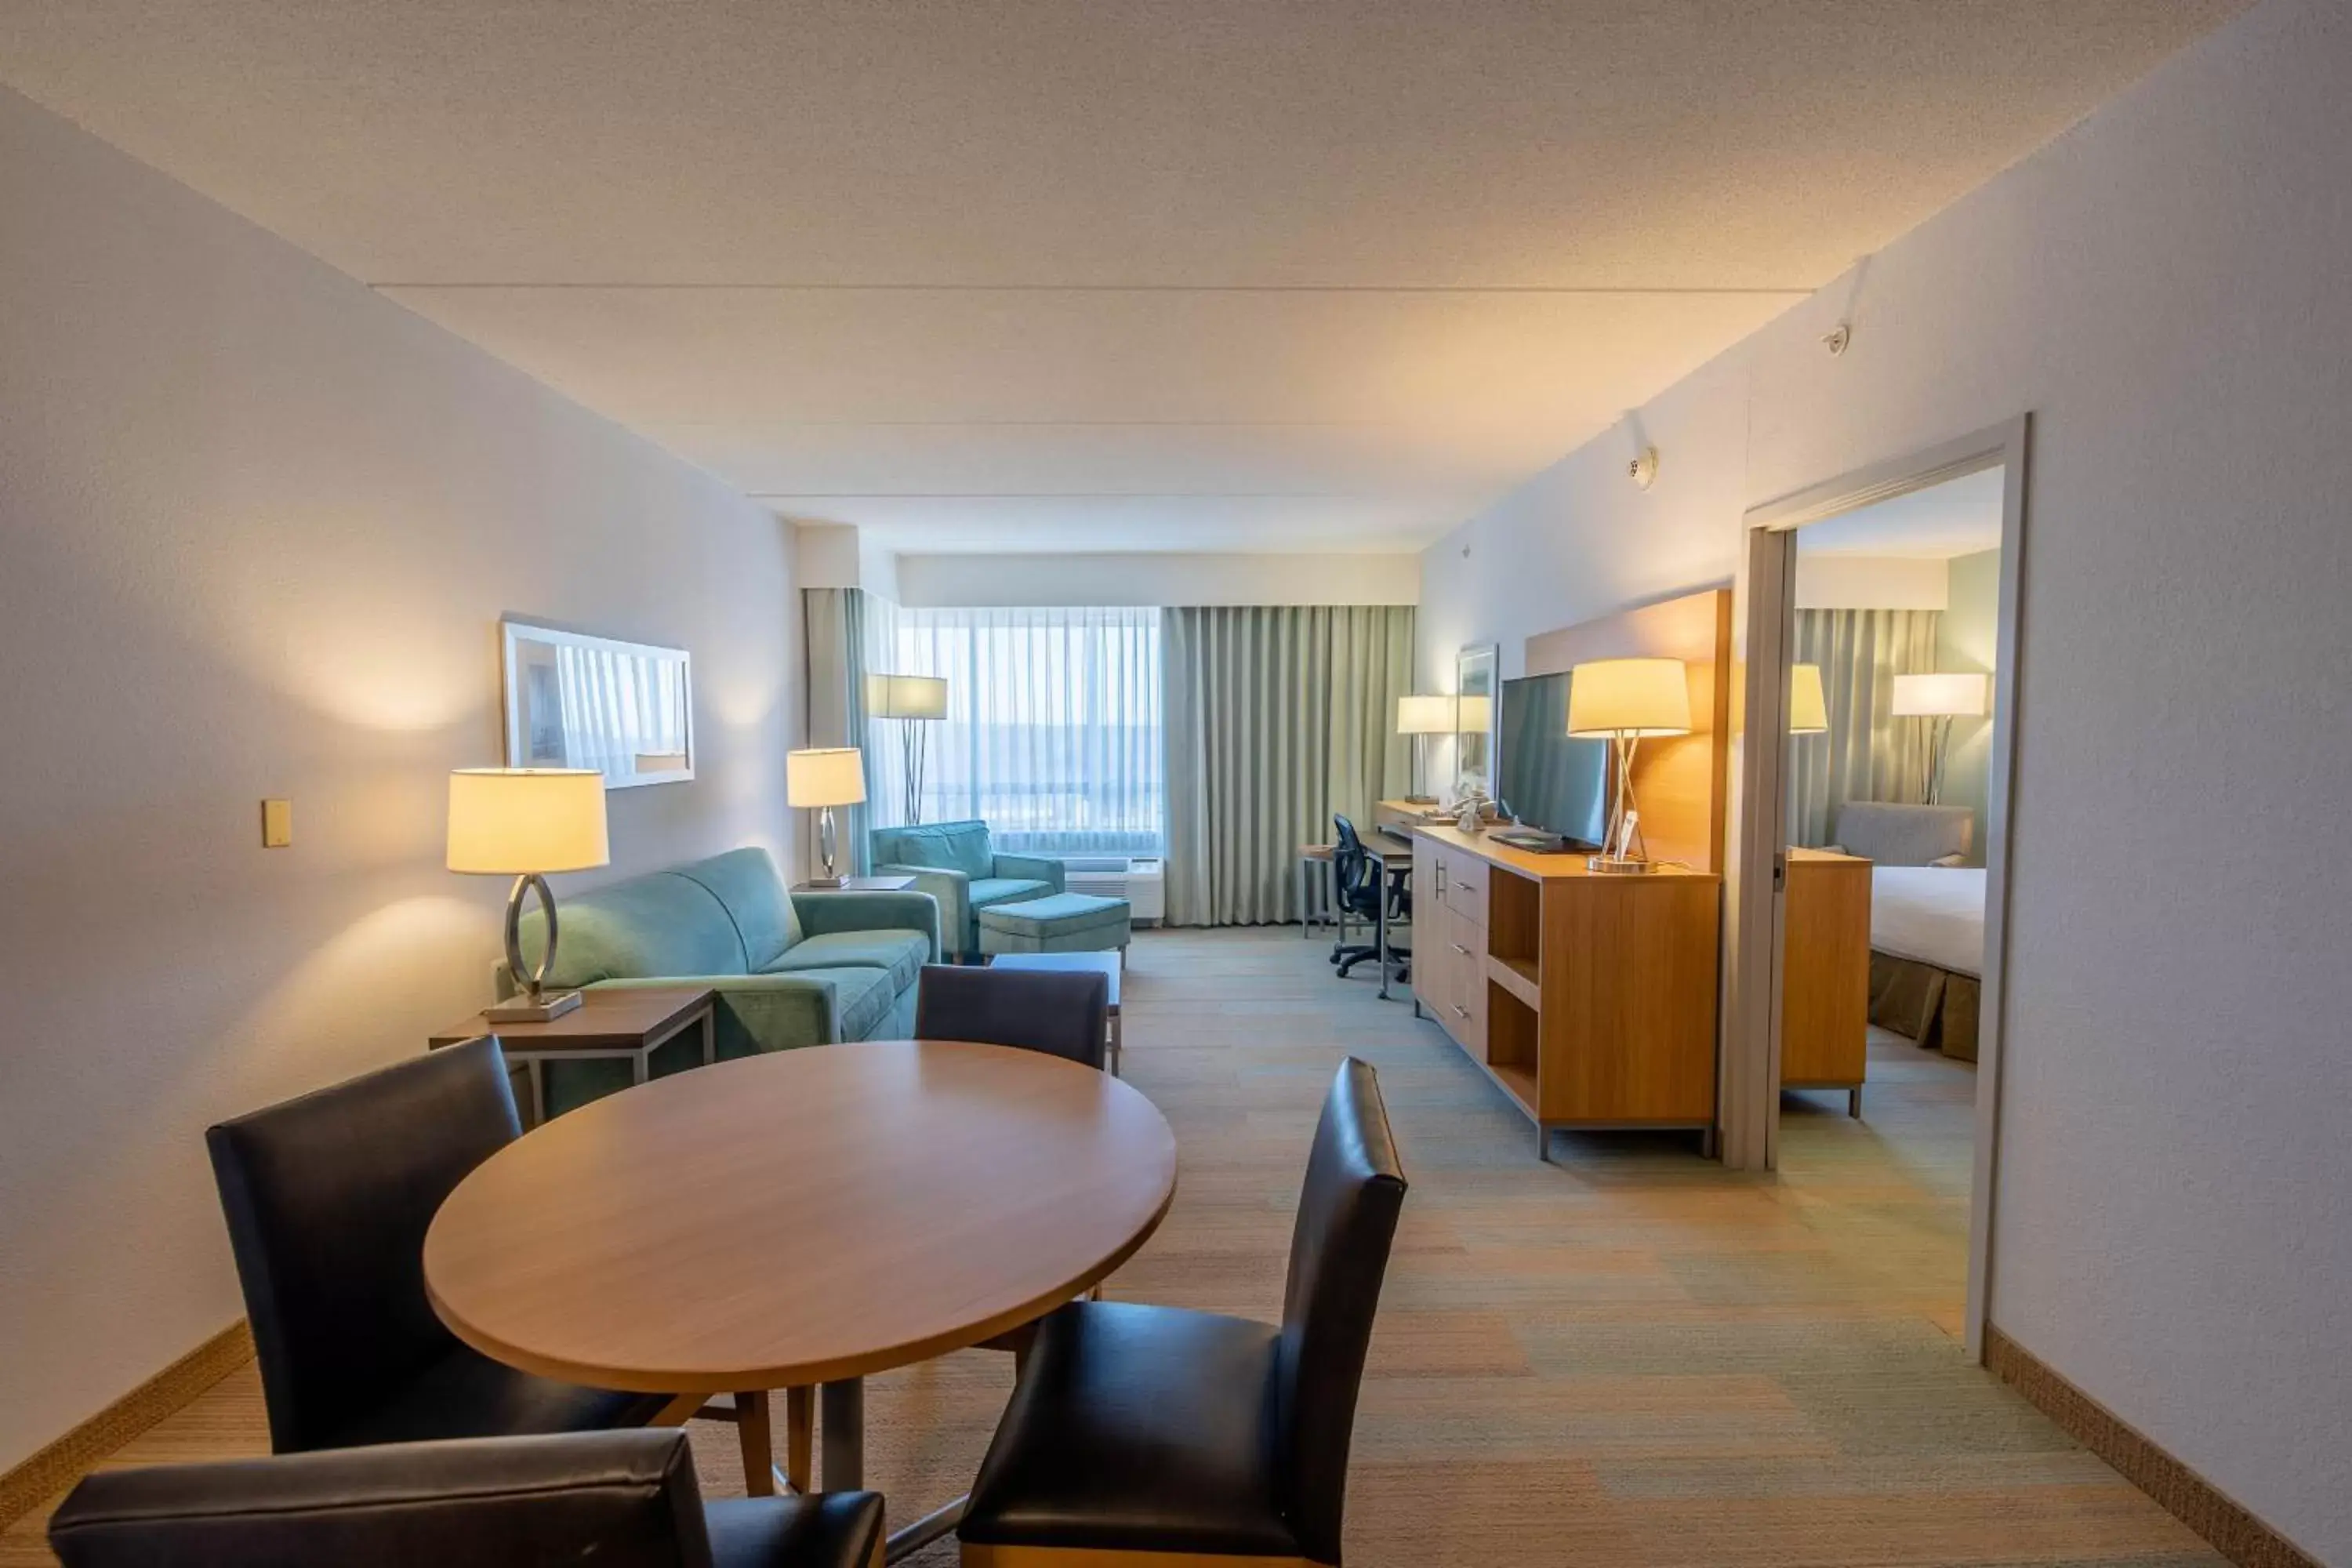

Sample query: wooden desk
[423,1040,1176,1560]
[428,985,715,1127]
[1781,848,1871,1115]
[1404,824,1721,1159]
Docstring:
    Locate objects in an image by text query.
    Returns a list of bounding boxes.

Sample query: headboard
[1523,588,1733,872]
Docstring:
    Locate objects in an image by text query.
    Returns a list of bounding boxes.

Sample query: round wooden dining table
[423,1039,1178,1561]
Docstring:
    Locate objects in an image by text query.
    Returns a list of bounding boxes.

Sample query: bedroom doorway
[1730,419,2027,1357]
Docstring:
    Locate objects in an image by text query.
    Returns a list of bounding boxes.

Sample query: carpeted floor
[4,927,2220,1566]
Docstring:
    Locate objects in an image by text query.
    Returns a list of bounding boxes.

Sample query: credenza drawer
[1432,848,1489,926]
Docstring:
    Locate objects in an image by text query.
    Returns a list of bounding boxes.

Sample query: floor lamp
[1396,694,1456,804]
[867,673,948,823]
[1566,657,1692,873]
[1891,673,1988,804]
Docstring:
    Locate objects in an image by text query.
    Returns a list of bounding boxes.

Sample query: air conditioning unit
[1062,856,1165,925]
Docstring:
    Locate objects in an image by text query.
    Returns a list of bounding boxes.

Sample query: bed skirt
[1868,952,1980,1062]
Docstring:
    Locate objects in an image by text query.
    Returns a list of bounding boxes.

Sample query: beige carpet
[5,927,2219,1566]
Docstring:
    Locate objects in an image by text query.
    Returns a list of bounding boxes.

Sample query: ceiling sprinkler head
[1628,446,1660,490]
[1823,321,1853,356]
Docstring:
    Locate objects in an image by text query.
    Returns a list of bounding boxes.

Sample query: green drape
[1162,604,1414,926]
[801,586,874,876]
[1788,607,1940,848]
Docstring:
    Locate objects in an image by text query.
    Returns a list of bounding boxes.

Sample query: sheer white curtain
[866,604,1163,855]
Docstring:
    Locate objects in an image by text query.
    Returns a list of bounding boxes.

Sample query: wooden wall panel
[1523,588,1732,873]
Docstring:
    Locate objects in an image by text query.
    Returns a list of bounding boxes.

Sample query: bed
[1824,804,1985,1064]
[1867,865,1984,1062]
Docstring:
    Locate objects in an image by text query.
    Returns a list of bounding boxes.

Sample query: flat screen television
[1497,673,1610,851]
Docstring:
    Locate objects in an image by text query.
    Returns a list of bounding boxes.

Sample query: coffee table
[988,949,1123,1074]
[422,1040,1177,1562]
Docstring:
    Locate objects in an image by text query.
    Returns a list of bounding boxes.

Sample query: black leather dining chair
[956,1058,1407,1568]
[915,964,1111,1070]
[48,1428,884,1568]
[206,1037,670,1453]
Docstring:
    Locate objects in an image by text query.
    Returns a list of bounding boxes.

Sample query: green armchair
[507,847,940,1116]
[868,820,1065,960]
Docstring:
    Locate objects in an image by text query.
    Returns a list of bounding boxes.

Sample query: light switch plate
[261,798,292,848]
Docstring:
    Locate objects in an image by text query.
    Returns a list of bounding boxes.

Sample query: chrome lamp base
[485,989,584,1023]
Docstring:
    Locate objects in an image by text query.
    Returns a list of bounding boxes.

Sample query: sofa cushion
[674,847,802,967]
[880,821,994,881]
[787,966,898,1040]
[521,873,747,986]
[968,877,1054,913]
[762,930,931,993]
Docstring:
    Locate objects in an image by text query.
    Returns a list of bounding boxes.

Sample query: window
[866,605,1163,855]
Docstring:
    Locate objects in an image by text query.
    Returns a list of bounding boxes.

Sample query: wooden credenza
[1780,847,1871,1114]
[1407,824,1722,1160]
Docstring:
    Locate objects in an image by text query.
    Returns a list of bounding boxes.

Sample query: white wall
[1792,554,1950,611]
[897,550,1420,608]
[0,86,801,1472]
[1415,0,2352,1556]
[1936,550,2001,864]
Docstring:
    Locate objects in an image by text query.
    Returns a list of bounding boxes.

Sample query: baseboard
[1983,1325,2321,1568]
[0,1320,252,1529]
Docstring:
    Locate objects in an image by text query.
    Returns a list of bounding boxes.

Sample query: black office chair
[206,1037,670,1454]
[916,964,1110,1070]
[48,1429,884,1568]
[957,1058,1407,1567]
[1330,815,1410,982]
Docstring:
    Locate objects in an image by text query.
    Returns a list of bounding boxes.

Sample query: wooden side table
[792,874,918,892]
[430,985,717,1126]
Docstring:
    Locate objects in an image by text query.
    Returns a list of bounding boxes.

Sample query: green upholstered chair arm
[991,853,1066,892]
[587,973,847,1051]
[876,864,971,956]
[791,890,943,961]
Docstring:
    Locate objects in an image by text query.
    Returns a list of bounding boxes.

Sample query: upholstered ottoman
[977,892,1132,960]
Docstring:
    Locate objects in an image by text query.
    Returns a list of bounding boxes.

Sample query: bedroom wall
[1936,550,2000,866]
[0,85,801,1474]
[1414,0,2352,1556]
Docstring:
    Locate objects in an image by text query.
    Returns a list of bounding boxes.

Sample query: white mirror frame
[500,619,695,789]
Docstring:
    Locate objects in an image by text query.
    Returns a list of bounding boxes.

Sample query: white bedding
[1869,866,1987,978]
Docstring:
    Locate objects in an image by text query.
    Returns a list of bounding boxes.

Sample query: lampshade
[1566,658,1691,738]
[1788,664,1829,734]
[1396,695,1456,735]
[866,673,949,720]
[786,747,867,808]
[446,769,610,875]
[1891,672,1989,718]
[1455,694,1493,731]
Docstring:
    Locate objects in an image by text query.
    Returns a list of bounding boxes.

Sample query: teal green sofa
[869,820,1065,960]
[508,847,939,1116]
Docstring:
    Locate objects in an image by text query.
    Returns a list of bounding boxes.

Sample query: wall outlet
[261,799,292,848]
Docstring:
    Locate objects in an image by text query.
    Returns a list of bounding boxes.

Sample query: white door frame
[1723,415,2031,1360]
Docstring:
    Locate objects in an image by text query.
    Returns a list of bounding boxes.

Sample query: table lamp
[1395,694,1457,803]
[867,673,948,824]
[1789,663,1830,735]
[1566,657,1692,873]
[447,768,611,1022]
[1891,672,1989,804]
[788,746,866,887]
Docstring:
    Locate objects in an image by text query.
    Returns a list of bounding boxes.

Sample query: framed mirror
[1455,642,1498,797]
[501,619,695,789]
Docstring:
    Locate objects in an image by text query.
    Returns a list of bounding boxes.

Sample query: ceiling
[0,2,2244,554]
[1795,466,2008,559]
